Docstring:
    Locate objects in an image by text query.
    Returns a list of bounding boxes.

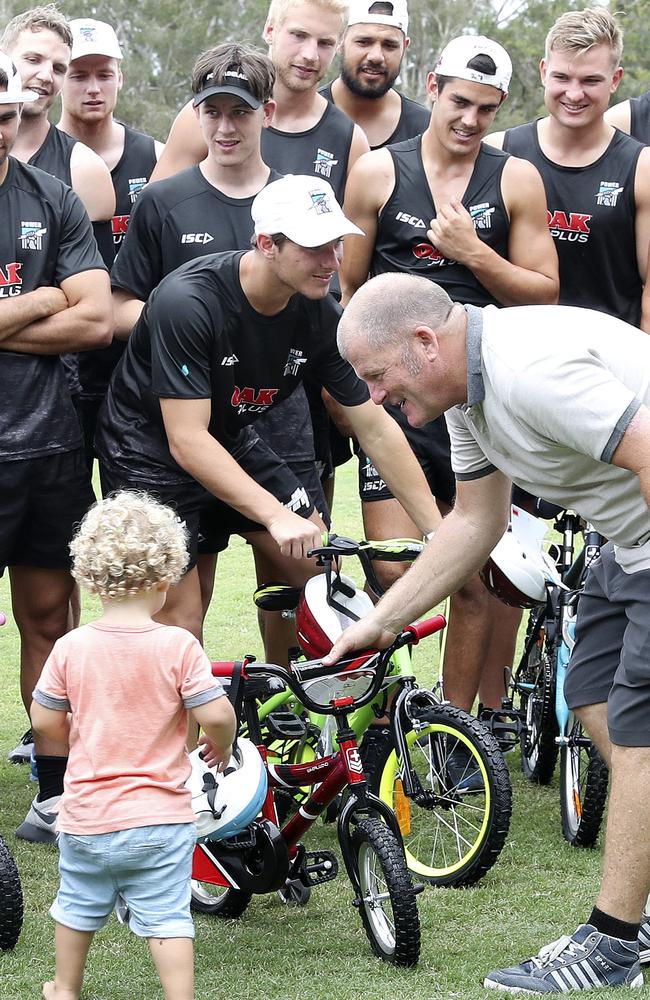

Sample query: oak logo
[412,243,455,267]
[0,262,22,298]
[547,210,592,243]
[231,386,278,414]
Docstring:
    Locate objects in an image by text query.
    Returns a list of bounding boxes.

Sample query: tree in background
[0,0,648,138]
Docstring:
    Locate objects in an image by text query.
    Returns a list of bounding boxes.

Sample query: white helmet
[480,505,564,609]
[186,737,267,842]
[296,572,374,658]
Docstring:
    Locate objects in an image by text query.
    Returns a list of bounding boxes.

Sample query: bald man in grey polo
[446,303,650,571]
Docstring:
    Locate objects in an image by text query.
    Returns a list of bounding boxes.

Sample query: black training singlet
[110,124,158,250]
[0,158,105,460]
[504,121,643,325]
[28,123,76,185]
[630,91,650,145]
[261,101,354,204]
[321,83,430,150]
[373,136,510,306]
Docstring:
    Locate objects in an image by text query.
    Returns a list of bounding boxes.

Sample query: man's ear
[256,232,276,259]
[414,324,440,361]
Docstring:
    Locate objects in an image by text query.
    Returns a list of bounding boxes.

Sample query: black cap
[193,64,262,108]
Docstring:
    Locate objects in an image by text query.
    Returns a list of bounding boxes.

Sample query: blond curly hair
[70,492,189,600]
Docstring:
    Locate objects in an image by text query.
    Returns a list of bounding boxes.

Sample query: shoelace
[530,935,587,970]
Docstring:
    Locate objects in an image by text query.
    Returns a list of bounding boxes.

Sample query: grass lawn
[0,461,628,999]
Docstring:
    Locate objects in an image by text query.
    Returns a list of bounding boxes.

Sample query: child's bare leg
[147,937,194,1000]
[43,924,94,1000]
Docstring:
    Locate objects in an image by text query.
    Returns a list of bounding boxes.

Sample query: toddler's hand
[198,734,233,771]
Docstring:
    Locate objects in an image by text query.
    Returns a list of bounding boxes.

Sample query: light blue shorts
[51,822,197,938]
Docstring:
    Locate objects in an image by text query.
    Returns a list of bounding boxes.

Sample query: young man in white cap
[108,42,327,662]
[340,35,558,716]
[1,7,114,243]
[0,51,111,844]
[487,7,650,330]
[94,175,440,647]
[58,17,162,465]
[321,0,430,149]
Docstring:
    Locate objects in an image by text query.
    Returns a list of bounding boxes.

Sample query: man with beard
[320,0,430,149]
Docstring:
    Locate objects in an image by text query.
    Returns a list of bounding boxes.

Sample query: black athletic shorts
[564,542,650,747]
[357,412,455,508]
[0,448,95,573]
[100,436,318,568]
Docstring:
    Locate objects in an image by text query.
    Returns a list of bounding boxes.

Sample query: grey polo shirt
[445,304,650,571]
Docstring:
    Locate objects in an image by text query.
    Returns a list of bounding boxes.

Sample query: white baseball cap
[435,35,512,93]
[69,19,123,62]
[252,175,364,248]
[347,0,409,35]
[0,51,38,104]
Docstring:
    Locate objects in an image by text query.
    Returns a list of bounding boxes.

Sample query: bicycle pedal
[265,710,309,740]
[220,825,258,850]
[478,703,524,753]
[301,850,339,886]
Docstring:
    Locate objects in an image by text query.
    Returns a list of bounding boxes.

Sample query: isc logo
[181,232,214,244]
[395,211,426,228]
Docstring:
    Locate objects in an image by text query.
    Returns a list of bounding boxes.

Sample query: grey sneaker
[483,924,644,993]
[639,912,650,965]
[15,794,60,845]
[7,729,34,764]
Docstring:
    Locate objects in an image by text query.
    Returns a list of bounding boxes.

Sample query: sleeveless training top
[504,121,643,326]
[261,101,354,204]
[28,124,76,185]
[110,124,158,250]
[373,136,510,306]
[320,83,430,150]
[630,91,650,145]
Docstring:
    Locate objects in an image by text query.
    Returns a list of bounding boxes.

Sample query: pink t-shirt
[33,621,225,835]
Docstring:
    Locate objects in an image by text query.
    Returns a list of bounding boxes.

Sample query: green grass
[0,461,632,999]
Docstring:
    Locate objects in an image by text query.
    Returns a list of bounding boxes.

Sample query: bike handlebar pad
[401,614,447,644]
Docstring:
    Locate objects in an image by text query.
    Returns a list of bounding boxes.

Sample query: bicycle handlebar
[211,613,446,715]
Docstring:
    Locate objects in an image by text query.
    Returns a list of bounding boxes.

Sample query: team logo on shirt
[181,232,214,244]
[469,202,496,230]
[221,353,239,366]
[395,211,427,228]
[128,177,148,204]
[231,386,279,414]
[19,221,47,251]
[547,209,592,243]
[284,348,307,377]
[0,262,22,298]
[596,181,624,208]
[314,148,338,180]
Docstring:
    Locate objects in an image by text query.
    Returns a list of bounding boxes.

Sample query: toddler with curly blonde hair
[32,491,236,1000]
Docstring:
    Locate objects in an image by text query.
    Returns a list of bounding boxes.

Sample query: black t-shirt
[97,251,369,497]
[504,121,643,326]
[111,165,281,301]
[0,158,105,460]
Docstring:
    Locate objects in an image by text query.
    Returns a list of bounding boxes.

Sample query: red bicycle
[190,615,446,966]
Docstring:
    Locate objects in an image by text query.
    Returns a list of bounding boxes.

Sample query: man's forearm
[1,298,111,354]
[367,506,503,635]
[0,287,68,343]
[462,242,557,307]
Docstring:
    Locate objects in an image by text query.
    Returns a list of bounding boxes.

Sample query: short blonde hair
[1,4,72,52]
[70,492,189,600]
[545,6,623,68]
[266,0,348,33]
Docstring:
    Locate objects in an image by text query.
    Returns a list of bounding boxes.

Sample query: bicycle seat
[253,582,302,612]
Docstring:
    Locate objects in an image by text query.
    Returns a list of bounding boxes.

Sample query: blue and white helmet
[186,737,268,842]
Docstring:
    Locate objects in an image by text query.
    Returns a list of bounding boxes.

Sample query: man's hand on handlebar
[322,615,399,666]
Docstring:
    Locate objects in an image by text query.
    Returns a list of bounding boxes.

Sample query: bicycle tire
[190,880,252,918]
[559,716,609,848]
[515,616,559,785]
[351,817,420,967]
[0,834,23,950]
[369,705,512,887]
